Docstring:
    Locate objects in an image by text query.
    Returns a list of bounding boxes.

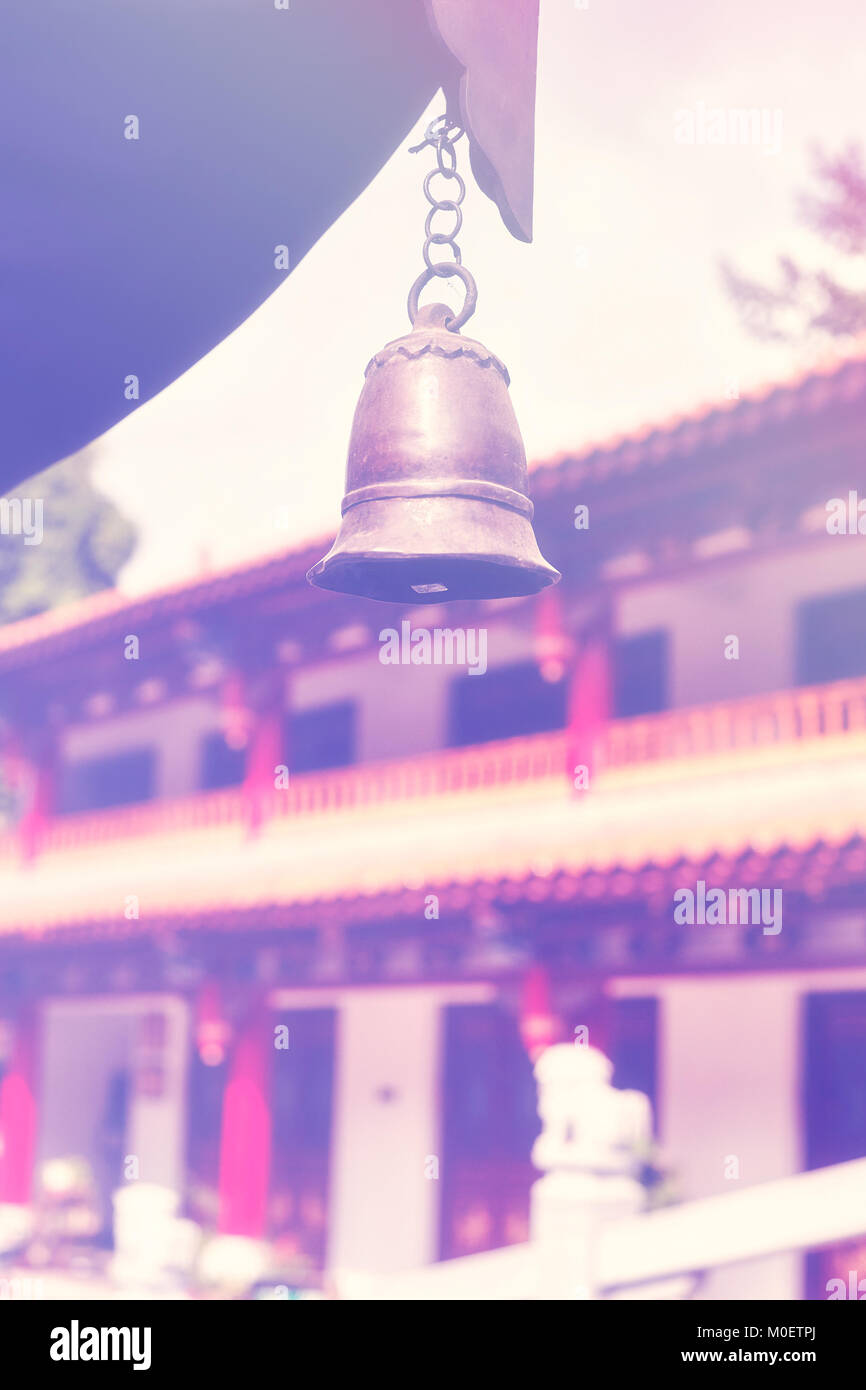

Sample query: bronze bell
[307,270,560,604]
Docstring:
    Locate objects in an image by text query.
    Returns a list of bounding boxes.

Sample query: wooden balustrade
[601,676,866,768]
[1,675,864,855]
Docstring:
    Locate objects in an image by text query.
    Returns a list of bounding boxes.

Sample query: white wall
[275,617,538,763]
[658,977,801,1299]
[616,538,866,707]
[54,537,866,797]
[40,1006,132,1171]
[62,698,223,800]
[307,982,495,1275]
[291,653,449,762]
[613,967,866,1299]
[327,989,443,1274]
[56,619,535,793]
[39,996,190,1204]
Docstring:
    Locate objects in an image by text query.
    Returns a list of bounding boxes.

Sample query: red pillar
[0,1009,40,1204]
[533,589,572,685]
[566,622,612,792]
[243,702,284,835]
[217,1004,272,1238]
[19,756,56,860]
[220,667,286,835]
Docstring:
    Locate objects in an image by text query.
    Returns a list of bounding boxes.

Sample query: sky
[91,0,866,593]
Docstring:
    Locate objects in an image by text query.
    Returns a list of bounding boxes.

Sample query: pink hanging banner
[2,728,57,861]
[19,756,56,862]
[533,588,572,685]
[519,964,560,1061]
[243,706,284,835]
[0,1009,40,1204]
[567,625,612,792]
[217,1004,273,1238]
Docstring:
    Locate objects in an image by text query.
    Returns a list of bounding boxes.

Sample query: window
[268,1008,336,1263]
[185,1048,227,1225]
[442,1004,539,1162]
[439,1003,539,1258]
[199,731,245,790]
[439,995,660,1260]
[796,587,866,686]
[613,630,668,718]
[287,701,356,773]
[560,994,658,1121]
[447,637,670,746]
[59,747,156,813]
[803,991,866,1299]
[448,660,567,747]
[185,1007,336,1271]
[610,997,658,1126]
[804,991,866,1171]
[271,1009,335,1158]
[198,702,357,788]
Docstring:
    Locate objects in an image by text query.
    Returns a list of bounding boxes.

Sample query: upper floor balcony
[3,668,866,849]
[1,673,865,936]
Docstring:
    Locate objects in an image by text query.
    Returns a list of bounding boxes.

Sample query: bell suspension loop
[407,116,477,333]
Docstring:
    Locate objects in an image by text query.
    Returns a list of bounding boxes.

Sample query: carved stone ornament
[531,1044,653,1177]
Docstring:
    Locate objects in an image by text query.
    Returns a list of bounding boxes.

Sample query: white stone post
[529,1044,650,1299]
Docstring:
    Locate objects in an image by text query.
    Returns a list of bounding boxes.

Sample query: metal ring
[425,115,464,145]
[424,202,463,242]
[423,239,461,274]
[423,168,465,206]
[407,264,478,331]
[436,140,458,176]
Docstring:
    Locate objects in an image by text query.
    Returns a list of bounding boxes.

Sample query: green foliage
[0,449,136,625]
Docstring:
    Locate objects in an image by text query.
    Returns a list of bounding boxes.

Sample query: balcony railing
[32,731,567,854]
[602,675,866,768]
[2,674,865,857]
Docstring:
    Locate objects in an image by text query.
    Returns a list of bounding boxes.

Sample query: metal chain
[407,116,477,331]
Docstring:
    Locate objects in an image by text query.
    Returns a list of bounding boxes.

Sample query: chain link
[407,116,477,329]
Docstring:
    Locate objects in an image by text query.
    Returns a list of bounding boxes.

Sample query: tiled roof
[3,835,865,944]
[0,539,330,669]
[531,354,866,497]
[1,354,864,665]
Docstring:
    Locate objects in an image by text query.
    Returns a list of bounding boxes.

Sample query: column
[328,989,442,1274]
[217,1003,273,1237]
[660,977,801,1299]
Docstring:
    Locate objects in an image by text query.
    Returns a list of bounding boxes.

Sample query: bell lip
[306,548,561,604]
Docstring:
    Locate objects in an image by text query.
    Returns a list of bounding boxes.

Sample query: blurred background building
[1,356,866,1298]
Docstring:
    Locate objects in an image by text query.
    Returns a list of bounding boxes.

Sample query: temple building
[1,357,866,1298]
